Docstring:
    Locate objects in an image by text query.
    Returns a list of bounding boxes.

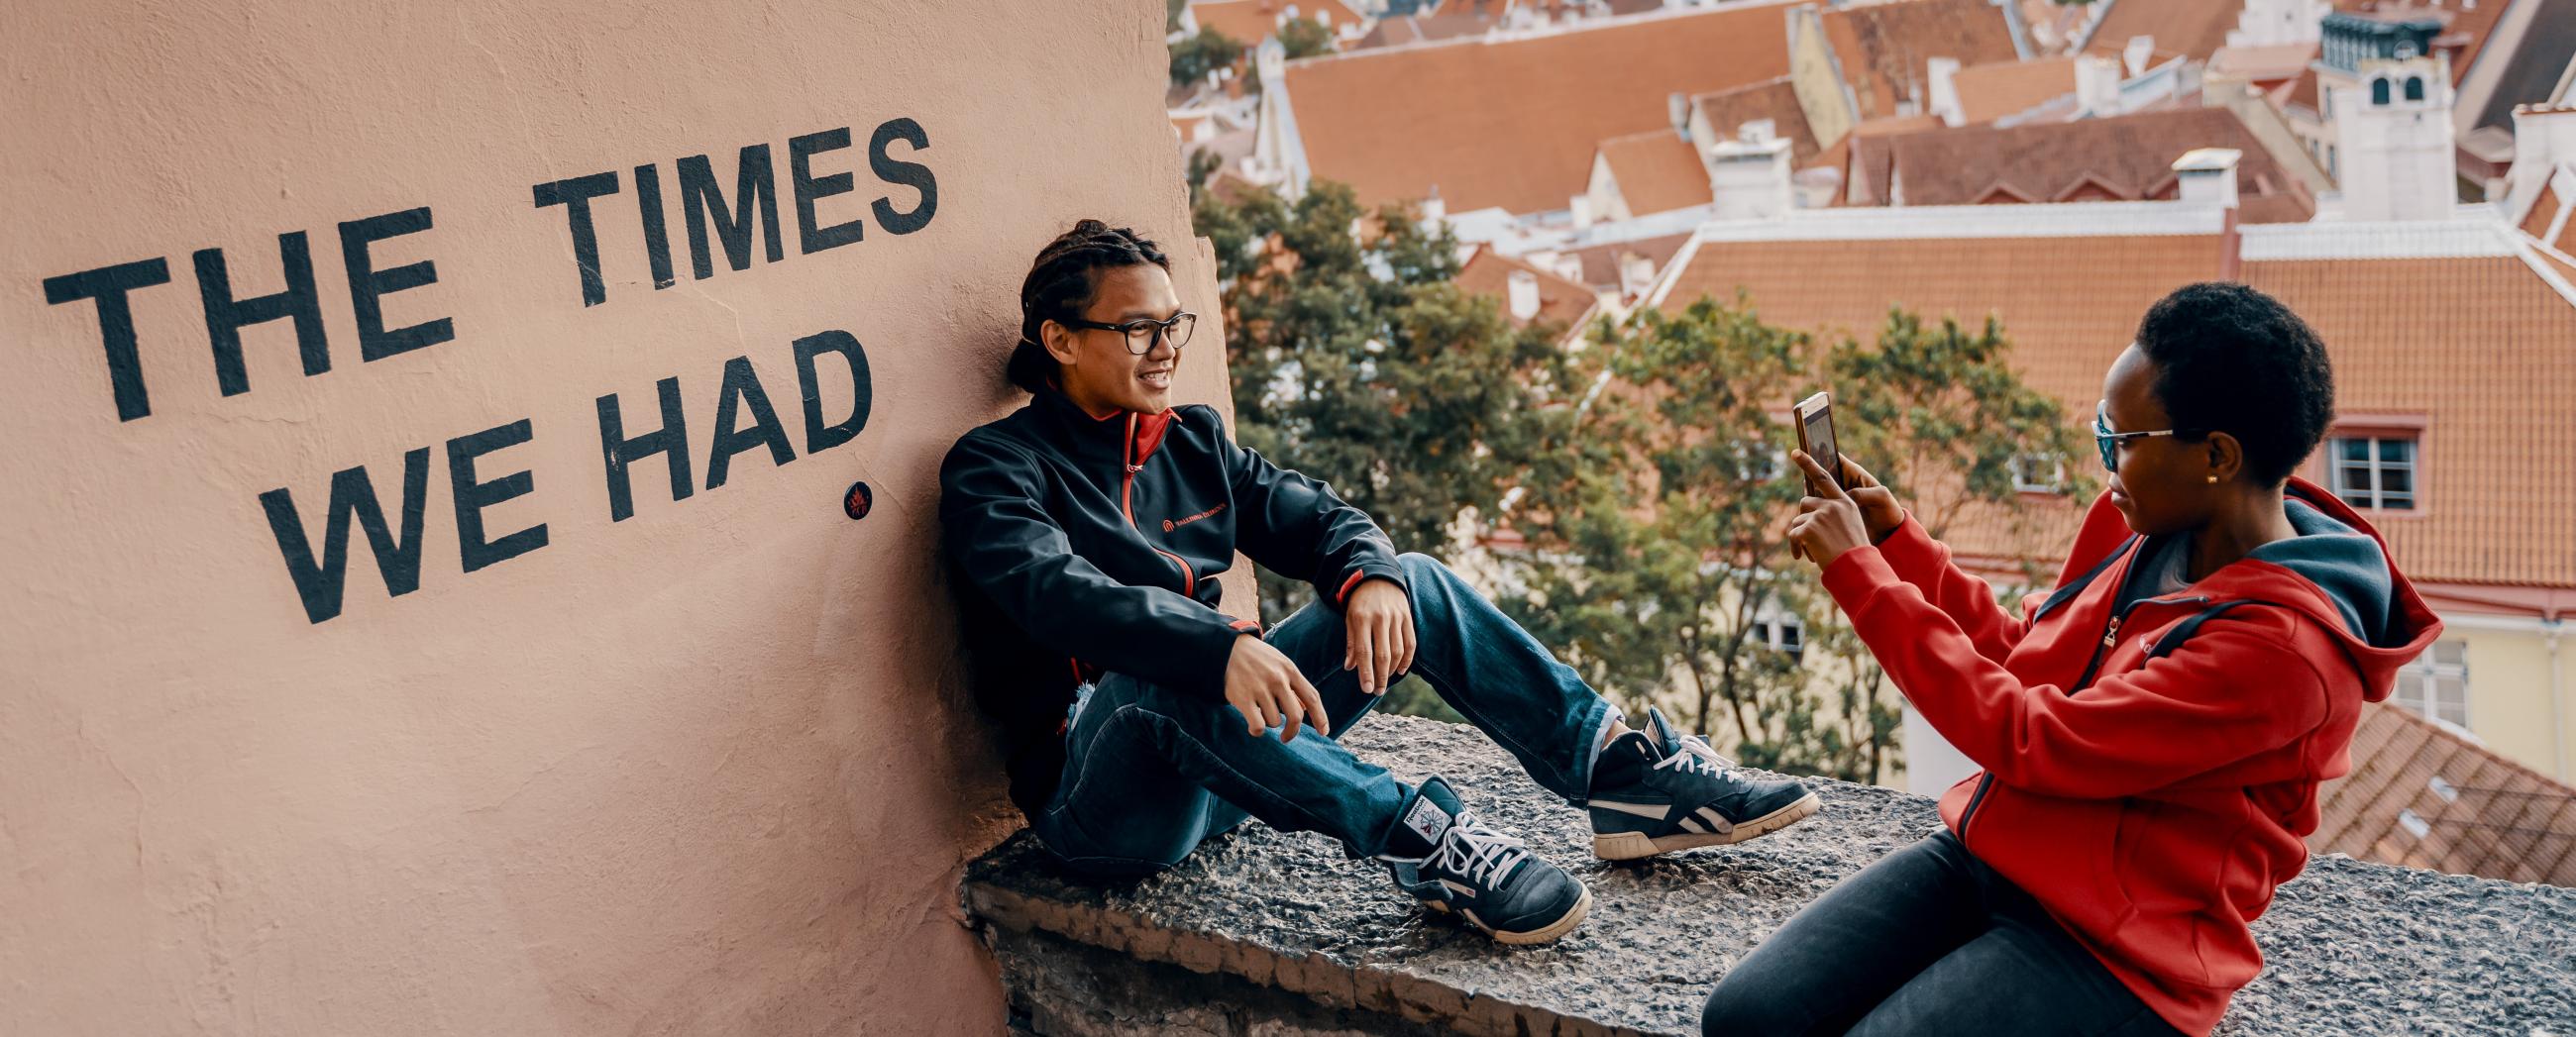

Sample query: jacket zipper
[1121,413,1196,595]
[1956,587,2210,845]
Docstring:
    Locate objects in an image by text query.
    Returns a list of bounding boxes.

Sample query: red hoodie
[1819,477,2440,1035]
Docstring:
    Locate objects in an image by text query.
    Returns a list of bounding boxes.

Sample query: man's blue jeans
[1030,553,1617,875]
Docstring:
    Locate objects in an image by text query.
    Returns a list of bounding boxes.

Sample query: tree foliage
[1277,17,1335,59]
[1169,28,1242,86]
[1194,181,1574,621]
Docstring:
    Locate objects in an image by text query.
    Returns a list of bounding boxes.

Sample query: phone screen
[1801,403,1841,493]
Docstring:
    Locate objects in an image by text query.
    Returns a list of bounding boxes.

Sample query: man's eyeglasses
[2092,399,2204,470]
[1062,311,1198,356]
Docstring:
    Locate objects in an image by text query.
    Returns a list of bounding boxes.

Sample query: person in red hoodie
[1702,282,2441,1036]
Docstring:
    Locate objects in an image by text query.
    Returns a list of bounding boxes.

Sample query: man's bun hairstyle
[1007,220,1171,394]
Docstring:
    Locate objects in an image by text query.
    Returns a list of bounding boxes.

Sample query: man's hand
[1226,634,1330,742]
[1342,578,1416,697]
[1788,451,1873,568]
[1835,456,1907,545]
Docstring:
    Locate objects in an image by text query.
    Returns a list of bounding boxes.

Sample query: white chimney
[2173,148,2243,209]
[1507,269,1542,321]
[1422,184,1446,224]
[2505,104,2576,224]
[1710,124,1794,220]
[1927,56,1965,127]
[2337,53,2457,222]
[2076,53,2123,117]
[2123,35,2156,77]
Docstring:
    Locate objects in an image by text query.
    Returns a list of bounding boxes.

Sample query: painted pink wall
[0,1,1235,1032]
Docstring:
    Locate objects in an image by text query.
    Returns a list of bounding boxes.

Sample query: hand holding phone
[1789,392,1841,562]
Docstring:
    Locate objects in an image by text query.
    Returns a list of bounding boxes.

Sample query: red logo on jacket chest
[1164,502,1227,533]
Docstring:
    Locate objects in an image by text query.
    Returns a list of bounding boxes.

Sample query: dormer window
[2404,75,2425,102]
[2371,77,2393,105]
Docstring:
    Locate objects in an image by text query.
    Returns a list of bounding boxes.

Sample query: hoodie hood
[2187,478,2441,702]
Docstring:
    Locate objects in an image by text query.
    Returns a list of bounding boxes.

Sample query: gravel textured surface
[967,715,2576,1036]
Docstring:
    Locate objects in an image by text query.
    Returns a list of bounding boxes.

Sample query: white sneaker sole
[1425,883,1593,945]
[1590,790,1821,862]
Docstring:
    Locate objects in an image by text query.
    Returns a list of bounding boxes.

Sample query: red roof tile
[1281,4,1797,214]
[2084,0,2247,61]
[1950,56,2079,124]
[1595,130,1714,217]
[2312,702,2576,887]
[1847,107,2316,222]
[1691,77,1825,167]
[1456,246,1602,332]
[1822,0,2024,120]
[2239,255,2576,588]
[1190,0,1366,44]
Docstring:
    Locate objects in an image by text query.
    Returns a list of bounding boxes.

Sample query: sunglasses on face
[1062,311,1198,356]
[2092,400,2205,471]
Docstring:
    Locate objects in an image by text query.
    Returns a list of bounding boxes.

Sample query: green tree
[1499,297,2091,782]
[1194,180,1575,624]
[1277,16,1334,58]
[1169,28,1243,86]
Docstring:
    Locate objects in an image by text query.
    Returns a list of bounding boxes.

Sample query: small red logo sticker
[1162,519,1175,532]
[842,481,873,520]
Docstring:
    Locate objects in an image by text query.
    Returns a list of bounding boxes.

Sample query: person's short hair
[2132,282,2335,486]
[1006,220,1171,394]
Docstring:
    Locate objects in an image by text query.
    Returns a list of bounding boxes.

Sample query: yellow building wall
[2450,621,2572,782]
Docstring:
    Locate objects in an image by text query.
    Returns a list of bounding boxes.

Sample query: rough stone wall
[969,716,2576,1037]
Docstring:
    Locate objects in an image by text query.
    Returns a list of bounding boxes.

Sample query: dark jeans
[1703,831,2184,1037]
[1029,553,1616,875]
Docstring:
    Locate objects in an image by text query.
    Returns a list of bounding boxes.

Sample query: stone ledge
[965,715,2576,1036]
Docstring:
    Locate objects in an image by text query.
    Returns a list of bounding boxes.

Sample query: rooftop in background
[1820,0,2026,121]
[1649,200,2576,596]
[1841,107,2318,223]
[1949,55,2079,125]
[1184,0,1369,45]
[1454,244,1603,335]
[2082,0,2250,61]
[1277,2,1800,214]
[2313,702,2576,886]
[1593,129,1717,218]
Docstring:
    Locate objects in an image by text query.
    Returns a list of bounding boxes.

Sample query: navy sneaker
[1584,707,1820,861]
[1378,777,1591,945]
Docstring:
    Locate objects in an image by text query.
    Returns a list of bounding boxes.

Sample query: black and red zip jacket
[937,388,1406,815]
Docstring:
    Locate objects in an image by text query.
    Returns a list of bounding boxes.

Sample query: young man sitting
[938,220,1819,944]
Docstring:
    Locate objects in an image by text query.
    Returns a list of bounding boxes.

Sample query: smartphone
[1793,391,1845,495]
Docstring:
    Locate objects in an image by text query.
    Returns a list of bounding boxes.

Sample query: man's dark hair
[1007,220,1171,394]
[2132,281,2335,486]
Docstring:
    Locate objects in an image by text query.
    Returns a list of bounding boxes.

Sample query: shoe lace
[1433,812,1531,887]
[1652,730,1735,778]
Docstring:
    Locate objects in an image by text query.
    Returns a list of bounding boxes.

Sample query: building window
[2393,639,2469,728]
[2404,75,2425,102]
[2330,434,2418,510]
[1752,605,1804,660]
[2010,453,2068,493]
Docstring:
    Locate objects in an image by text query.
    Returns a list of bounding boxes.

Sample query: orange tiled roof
[1951,56,2079,125]
[1456,246,1601,332]
[1654,217,2576,590]
[2208,42,2322,83]
[1846,107,2316,222]
[2083,0,2246,60]
[1354,10,1498,49]
[2312,702,2576,887]
[2238,253,2576,588]
[1821,0,2023,121]
[1595,130,1714,218]
[1691,77,1825,168]
[1190,0,1366,45]
[1280,4,1797,214]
